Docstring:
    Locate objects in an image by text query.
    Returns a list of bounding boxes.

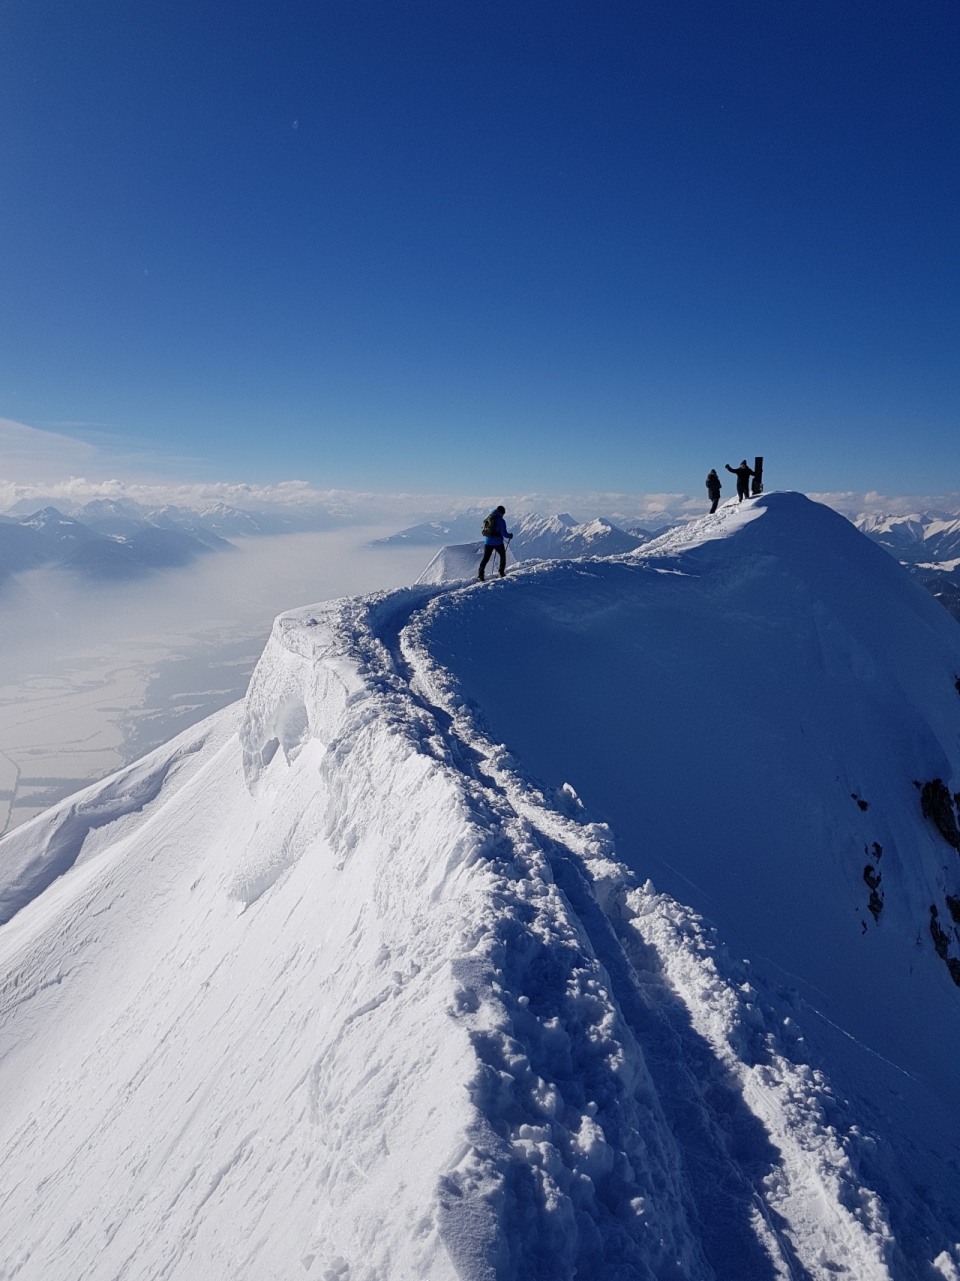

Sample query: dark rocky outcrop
[920,779,960,852]
[930,905,960,987]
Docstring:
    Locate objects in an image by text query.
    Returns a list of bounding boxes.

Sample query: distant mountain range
[0,502,235,584]
[855,511,960,565]
[380,504,960,624]
[8,496,960,622]
[3,494,339,533]
[0,499,657,591]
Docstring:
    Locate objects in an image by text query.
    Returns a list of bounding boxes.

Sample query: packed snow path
[2,494,960,1280]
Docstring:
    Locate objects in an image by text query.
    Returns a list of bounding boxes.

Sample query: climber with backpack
[478,506,513,580]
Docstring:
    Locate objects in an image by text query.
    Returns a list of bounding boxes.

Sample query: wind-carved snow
[235,593,709,1278]
[0,715,232,926]
[416,542,519,584]
[1,492,960,1279]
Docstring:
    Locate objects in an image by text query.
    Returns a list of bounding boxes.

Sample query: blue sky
[1,0,957,496]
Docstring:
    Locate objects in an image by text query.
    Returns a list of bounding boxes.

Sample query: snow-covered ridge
[3,492,960,1277]
[238,592,716,1277]
[234,558,900,1278]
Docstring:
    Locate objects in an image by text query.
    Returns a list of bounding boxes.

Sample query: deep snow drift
[2,493,960,1280]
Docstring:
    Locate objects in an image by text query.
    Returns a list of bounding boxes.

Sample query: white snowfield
[2,493,960,1280]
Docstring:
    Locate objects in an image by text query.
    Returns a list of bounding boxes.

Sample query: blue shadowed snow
[415,492,960,1261]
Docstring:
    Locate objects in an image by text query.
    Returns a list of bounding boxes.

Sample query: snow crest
[3,492,959,1278]
[402,586,900,1280]
[238,593,711,1279]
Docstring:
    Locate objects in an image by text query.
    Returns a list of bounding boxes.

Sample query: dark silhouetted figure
[478,506,513,580]
[706,469,722,513]
[725,460,755,502]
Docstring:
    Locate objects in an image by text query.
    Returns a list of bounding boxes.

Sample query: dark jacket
[706,472,721,497]
[483,512,510,546]
[726,463,755,483]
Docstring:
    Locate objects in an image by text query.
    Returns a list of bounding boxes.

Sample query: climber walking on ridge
[478,506,513,580]
[725,460,755,503]
[706,469,722,513]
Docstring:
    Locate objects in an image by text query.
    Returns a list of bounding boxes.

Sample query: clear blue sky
[1,0,957,495]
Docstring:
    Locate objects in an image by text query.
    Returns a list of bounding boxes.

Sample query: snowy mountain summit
[3,492,960,1280]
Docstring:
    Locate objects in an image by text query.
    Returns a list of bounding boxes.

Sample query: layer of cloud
[0,526,433,831]
[4,416,959,527]
[808,491,960,519]
[0,526,433,678]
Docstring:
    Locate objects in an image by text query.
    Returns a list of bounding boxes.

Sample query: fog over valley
[0,527,428,832]
[4,481,960,835]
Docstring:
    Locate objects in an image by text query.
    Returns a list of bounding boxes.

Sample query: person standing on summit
[478,505,513,580]
[706,469,722,513]
[725,460,755,503]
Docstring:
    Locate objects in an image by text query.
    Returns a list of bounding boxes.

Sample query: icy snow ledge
[240,593,712,1277]
[235,583,898,1279]
[0,710,236,928]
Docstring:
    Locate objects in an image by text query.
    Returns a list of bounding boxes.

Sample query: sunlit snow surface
[2,493,960,1279]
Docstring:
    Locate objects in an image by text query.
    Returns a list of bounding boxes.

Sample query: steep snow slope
[854,511,960,624]
[0,605,718,1281]
[414,494,960,1265]
[2,492,960,1279]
